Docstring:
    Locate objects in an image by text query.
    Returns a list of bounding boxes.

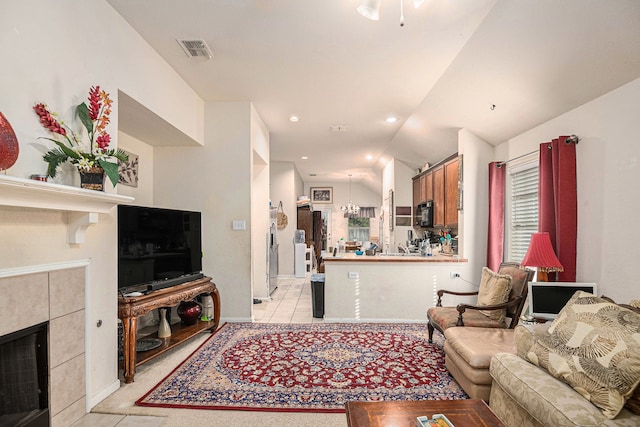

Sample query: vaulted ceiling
[108,0,640,191]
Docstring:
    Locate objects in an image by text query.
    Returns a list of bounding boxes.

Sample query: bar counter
[323,252,468,263]
[322,252,470,322]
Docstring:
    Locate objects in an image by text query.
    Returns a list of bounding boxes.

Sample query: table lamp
[521,232,564,282]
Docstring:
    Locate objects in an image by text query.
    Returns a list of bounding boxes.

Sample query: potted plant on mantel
[33,85,128,190]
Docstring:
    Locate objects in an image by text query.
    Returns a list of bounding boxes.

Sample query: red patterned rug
[136,322,467,412]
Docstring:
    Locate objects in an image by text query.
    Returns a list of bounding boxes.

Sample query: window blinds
[509,166,538,262]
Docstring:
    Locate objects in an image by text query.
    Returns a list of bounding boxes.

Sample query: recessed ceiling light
[301,156,308,160]
[366,154,373,160]
[289,115,300,122]
[385,116,398,124]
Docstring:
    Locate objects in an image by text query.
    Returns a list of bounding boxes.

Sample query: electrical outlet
[450,272,460,279]
[348,272,359,279]
[232,220,246,230]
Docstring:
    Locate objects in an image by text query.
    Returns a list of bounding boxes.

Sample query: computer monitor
[528,282,598,320]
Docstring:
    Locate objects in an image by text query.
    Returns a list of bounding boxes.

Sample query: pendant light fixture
[357,0,425,26]
[341,174,361,217]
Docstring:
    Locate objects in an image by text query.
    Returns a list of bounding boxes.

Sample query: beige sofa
[489,294,640,427]
[444,327,515,401]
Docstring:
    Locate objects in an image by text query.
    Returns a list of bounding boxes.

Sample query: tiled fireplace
[0,265,87,427]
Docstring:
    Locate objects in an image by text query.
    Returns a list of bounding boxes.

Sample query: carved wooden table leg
[210,284,221,331]
[122,316,138,384]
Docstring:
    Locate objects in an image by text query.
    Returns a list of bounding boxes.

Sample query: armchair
[427,262,534,343]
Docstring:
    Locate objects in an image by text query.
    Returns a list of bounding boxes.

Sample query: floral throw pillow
[527,291,640,419]
[476,267,512,324]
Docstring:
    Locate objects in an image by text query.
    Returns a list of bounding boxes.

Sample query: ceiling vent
[177,39,213,59]
[330,125,349,133]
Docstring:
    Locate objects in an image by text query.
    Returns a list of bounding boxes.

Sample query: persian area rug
[136,322,467,413]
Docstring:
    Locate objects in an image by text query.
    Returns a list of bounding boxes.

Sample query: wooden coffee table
[345,399,506,427]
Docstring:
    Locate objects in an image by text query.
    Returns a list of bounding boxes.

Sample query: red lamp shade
[521,232,564,272]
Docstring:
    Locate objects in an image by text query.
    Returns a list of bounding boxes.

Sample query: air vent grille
[177,39,213,59]
[330,125,349,133]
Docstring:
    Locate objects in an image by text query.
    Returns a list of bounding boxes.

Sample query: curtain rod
[496,150,537,168]
[497,135,579,168]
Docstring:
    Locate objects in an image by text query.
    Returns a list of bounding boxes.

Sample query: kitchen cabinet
[424,172,433,202]
[432,166,445,227]
[444,158,459,228]
[412,171,435,226]
[412,153,458,229]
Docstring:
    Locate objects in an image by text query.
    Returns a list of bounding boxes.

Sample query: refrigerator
[268,208,278,295]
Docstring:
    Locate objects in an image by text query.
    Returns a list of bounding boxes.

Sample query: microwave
[418,200,433,227]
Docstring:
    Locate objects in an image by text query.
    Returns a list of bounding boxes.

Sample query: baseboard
[89,379,120,410]
[220,317,253,323]
[323,317,425,323]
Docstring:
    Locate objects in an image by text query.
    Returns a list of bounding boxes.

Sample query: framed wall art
[118,150,139,188]
[310,187,333,204]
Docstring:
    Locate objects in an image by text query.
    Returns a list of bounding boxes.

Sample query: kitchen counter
[323,253,467,263]
[323,252,470,322]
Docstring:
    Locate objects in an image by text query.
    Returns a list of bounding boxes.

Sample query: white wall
[392,159,416,248]
[382,160,394,252]
[381,159,418,252]
[0,0,204,408]
[154,102,254,322]
[250,105,270,299]
[458,129,494,284]
[117,132,154,206]
[270,162,298,276]
[495,77,640,303]
[305,181,381,249]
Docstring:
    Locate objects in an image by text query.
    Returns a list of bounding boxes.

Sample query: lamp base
[537,270,549,282]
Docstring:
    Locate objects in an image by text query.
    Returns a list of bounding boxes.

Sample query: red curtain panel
[538,136,577,281]
[487,162,506,272]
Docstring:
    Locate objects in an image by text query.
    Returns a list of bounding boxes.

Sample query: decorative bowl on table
[355,250,364,255]
[177,300,202,326]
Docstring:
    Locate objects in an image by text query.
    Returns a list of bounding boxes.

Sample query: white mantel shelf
[0,174,134,244]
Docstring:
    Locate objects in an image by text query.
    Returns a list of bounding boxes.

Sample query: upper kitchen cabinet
[412,153,458,229]
[424,172,433,202]
[432,165,445,227]
[444,157,459,228]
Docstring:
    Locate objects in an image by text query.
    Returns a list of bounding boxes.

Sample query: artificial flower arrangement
[34,85,128,187]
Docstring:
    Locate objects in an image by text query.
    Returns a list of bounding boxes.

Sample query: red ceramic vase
[0,112,19,171]
[177,300,202,326]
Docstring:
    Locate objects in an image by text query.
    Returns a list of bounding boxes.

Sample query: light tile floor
[253,275,324,324]
[75,276,318,427]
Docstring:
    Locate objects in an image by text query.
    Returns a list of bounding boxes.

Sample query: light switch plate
[232,220,246,230]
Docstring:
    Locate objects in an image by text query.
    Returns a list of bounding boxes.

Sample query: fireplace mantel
[0,174,134,244]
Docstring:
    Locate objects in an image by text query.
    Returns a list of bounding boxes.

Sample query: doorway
[319,207,332,251]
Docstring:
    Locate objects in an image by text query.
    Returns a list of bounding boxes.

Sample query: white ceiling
[107,0,640,190]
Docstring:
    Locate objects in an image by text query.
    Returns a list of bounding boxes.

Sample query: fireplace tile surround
[0,266,87,427]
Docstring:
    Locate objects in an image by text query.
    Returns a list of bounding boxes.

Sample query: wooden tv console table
[118,276,220,384]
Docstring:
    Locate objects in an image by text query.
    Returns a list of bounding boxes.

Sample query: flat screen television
[527,282,597,320]
[118,205,203,292]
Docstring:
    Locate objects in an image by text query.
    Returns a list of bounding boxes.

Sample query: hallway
[253,275,324,324]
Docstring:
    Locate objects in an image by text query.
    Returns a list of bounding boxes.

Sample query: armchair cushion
[427,306,505,331]
[527,291,640,419]
[477,267,512,323]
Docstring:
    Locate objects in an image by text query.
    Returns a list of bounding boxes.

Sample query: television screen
[528,282,597,320]
[117,205,202,291]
